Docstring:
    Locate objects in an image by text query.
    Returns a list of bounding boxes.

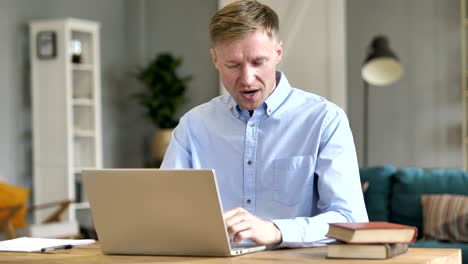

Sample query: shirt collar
[228,71,292,118]
[264,71,292,116]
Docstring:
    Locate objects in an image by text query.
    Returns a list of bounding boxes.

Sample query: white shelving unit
[29,18,102,224]
[462,0,468,170]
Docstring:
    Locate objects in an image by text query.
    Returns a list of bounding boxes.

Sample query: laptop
[82,169,266,256]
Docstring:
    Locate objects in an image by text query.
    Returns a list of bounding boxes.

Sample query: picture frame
[36,31,57,60]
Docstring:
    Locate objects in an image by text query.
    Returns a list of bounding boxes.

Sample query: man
[161,0,368,248]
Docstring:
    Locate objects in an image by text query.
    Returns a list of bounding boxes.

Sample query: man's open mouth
[243,90,259,95]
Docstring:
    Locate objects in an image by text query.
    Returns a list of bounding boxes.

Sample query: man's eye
[253,60,265,66]
[226,64,239,69]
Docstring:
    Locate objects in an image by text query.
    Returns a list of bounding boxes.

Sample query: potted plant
[134,52,192,163]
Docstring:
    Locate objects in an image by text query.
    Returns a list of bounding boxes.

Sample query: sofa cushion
[391,168,468,239]
[420,194,468,242]
[359,165,396,221]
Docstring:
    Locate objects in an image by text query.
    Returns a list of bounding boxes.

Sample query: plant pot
[152,128,173,164]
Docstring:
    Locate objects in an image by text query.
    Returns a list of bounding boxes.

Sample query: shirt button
[246,199,251,204]
[247,160,252,165]
[249,122,255,127]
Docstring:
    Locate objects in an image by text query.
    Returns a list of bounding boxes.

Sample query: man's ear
[210,48,218,68]
[275,40,283,65]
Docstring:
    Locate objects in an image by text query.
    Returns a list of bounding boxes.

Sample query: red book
[326,222,418,244]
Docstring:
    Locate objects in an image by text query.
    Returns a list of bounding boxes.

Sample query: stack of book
[325,222,418,259]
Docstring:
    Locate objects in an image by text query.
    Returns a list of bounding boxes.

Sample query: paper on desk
[0,237,95,252]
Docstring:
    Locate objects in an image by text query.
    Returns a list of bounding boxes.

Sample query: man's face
[211,30,283,111]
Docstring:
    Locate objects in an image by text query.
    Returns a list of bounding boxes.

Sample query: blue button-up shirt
[161,71,368,247]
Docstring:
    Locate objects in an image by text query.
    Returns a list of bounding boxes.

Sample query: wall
[347,0,461,168]
[125,0,218,167]
[142,0,218,117]
[269,0,346,110]
[0,0,219,188]
[0,0,130,187]
[0,0,462,190]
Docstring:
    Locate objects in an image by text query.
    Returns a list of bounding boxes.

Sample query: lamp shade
[361,36,403,86]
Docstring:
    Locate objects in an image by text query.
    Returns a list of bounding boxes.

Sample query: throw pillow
[420,194,468,242]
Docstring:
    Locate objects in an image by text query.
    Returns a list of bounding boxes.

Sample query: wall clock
[36,31,57,59]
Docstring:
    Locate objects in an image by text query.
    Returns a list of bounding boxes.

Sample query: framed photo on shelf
[36,31,57,60]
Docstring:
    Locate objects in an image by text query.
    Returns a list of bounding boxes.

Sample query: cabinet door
[70,30,98,204]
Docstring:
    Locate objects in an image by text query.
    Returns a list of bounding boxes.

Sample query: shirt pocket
[273,156,315,206]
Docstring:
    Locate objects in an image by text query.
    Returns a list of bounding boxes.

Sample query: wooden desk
[0,243,461,264]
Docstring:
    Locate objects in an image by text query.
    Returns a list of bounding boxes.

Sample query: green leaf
[133,52,191,128]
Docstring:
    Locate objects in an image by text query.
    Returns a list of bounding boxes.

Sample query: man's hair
[209,0,279,45]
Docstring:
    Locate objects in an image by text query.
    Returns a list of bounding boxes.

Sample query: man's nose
[240,66,255,86]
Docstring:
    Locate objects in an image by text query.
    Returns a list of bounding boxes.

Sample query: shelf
[74,129,95,137]
[73,167,97,174]
[72,70,93,99]
[73,202,90,210]
[72,63,94,71]
[73,98,94,106]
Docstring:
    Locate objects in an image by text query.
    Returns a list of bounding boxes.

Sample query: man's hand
[223,207,282,246]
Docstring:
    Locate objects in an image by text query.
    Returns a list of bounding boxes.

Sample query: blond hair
[209,0,280,45]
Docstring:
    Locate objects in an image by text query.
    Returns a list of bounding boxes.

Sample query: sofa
[360,165,468,263]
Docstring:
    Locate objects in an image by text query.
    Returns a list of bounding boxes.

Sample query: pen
[40,244,73,252]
